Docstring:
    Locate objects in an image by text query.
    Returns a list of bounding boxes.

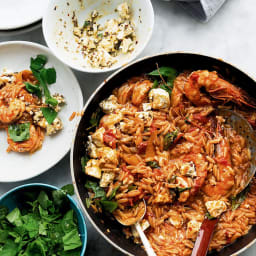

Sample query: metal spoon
[114,200,157,256]
[191,109,256,256]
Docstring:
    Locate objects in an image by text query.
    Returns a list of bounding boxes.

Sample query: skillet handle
[135,222,157,256]
[191,218,219,256]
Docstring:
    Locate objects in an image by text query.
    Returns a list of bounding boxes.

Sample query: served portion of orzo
[82,66,256,255]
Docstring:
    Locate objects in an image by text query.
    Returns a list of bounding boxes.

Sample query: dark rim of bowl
[70,51,256,256]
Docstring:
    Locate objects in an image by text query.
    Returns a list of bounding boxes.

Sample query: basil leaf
[231,184,250,210]
[84,181,105,199]
[83,20,91,28]
[40,107,57,124]
[0,206,9,220]
[164,129,179,150]
[30,55,47,71]
[6,208,22,227]
[63,229,82,251]
[168,175,177,183]
[81,156,89,169]
[45,97,58,106]
[146,161,160,169]
[151,80,159,89]
[149,66,177,78]
[61,184,74,196]
[205,212,216,220]
[109,185,120,200]
[8,123,30,142]
[86,108,102,131]
[24,82,42,98]
[128,185,137,191]
[37,191,52,210]
[178,187,191,193]
[100,200,118,213]
[85,198,92,208]
[45,68,56,85]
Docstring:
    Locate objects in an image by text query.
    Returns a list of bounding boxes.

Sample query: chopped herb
[168,175,177,183]
[164,129,179,150]
[8,123,30,142]
[24,82,42,98]
[86,108,102,131]
[149,66,177,78]
[128,185,137,191]
[160,83,173,94]
[178,187,191,193]
[61,184,74,196]
[30,55,47,70]
[185,115,190,124]
[40,107,57,124]
[205,212,216,220]
[151,80,159,89]
[97,33,103,38]
[85,198,92,208]
[0,190,82,255]
[231,184,251,210]
[83,20,91,27]
[81,156,89,169]
[146,161,160,169]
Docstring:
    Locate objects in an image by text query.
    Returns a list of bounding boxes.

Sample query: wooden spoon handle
[191,218,219,256]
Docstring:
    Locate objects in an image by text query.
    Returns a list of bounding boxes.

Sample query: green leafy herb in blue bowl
[0,183,87,256]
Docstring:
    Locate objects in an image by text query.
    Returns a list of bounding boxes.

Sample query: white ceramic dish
[43,0,154,73]
[0,0,49,30]
[0,41,83,182]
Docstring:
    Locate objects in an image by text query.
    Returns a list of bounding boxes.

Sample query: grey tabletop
[1,0,256,255]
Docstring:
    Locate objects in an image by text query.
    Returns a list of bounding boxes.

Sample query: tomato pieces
[137,141,148,154]
[103,129,117,149]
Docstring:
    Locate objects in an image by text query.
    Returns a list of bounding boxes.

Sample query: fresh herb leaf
[168,175,177,183]
[231,185,251,210]
[178,187,191,193]
[146,161,160,169]
[149,66,177,78]
[97,33,103,38]
[37,191,52,210]
[152,80,159,89]
[100,200,118,213]
[24,82,42,98]
[30,55,47,71]
[84,181,105,199]
[128,185,137,191]
[6,208,22,227]
[164,129,179,150]
[0,206,9,220]
[81,156,89,169]
[85,198,92,208]
[63,229,82,251]
[109,185,120,200]
[8,123,30,142]
[40,107,57,125]
[61,184,74,196]
[52,190,69,209]
[205,212,216,220]
[45,68,56,85]
[86,108,102,131]
[185,115,190,124]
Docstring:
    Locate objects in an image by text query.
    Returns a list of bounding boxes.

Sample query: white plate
[0,41,83,182]
[0,0,49,30]
[43,0,154,73]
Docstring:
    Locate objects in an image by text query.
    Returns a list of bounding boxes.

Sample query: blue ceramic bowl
[0,183,87,256]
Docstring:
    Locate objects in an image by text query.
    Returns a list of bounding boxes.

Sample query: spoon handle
[135,222,157,256]
[191,218,219,256]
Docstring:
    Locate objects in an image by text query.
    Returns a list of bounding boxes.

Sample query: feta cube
[97,147,118,165]
[142,103,152,111]
[186,220,201,240]
[87,136,98,158]
[117,2,131,20]
[99,95,119,114]
[135,111,153,126]
[85,159,101,179]
[131,219,150,238]
[99,37,116,52]
[205,200,227,218]
[120,38,134,53]
[168,210,183,228]
[117,22,135,40]
[105,19,119,34]
[180,162,197,178]
[100,172,115,187]
[149,88,170,109]
[91,127,105,147]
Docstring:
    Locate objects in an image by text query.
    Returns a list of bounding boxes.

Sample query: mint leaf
[8,123,30,142]
[40,107,57,125]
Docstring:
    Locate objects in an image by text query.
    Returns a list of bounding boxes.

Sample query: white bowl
[42,0,154,73]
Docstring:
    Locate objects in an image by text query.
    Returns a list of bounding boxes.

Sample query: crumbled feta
[186,220,201,240]
[168,210,183,228]
[135,111,153,125]
[205,200,227,218]
[97,147,118,165]
[142,103,152,112]
[149,88,170,109]
[73,2,136,69]
[85,159,102,179]
[52,93,65,112]
[91,127,105,147]
[87,136,98,158]
[46,117,63,135]
[117,2,131,20]
[99,95,119,114]
[131,219,150,238]
[180,162,197,178]
[100,172,115,187]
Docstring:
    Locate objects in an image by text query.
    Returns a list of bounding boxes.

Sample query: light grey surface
[1,0,256,255]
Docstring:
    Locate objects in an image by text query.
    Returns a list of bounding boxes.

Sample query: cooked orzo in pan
[83,66,256,255]
[0,55,65,154]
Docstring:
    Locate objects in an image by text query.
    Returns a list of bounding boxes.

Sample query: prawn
[7,124,44,153]
[0,99,25,124]
[203,124,235,197]
[131,80,152,105]
[184,70,255,108]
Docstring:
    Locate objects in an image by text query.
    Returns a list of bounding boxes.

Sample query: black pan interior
[72,53,256,256]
